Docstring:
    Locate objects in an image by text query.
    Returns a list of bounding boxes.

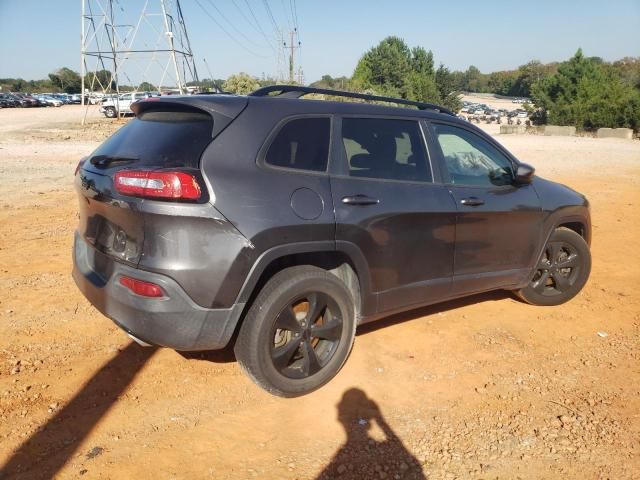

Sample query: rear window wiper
[89,155,139,168]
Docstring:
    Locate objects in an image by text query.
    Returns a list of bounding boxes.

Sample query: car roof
[246,95,456,121]
[152,93,457,123]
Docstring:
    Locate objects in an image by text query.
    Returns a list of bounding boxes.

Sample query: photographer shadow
[317,388,425,480]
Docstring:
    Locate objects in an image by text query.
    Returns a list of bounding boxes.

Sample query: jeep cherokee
[73,86,591,397]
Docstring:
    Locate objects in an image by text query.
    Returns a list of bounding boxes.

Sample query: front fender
[527,177,591,283]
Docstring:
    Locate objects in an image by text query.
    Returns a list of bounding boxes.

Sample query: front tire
[234,266,357,397]
[517,228,591,306]
[104,107,116,118]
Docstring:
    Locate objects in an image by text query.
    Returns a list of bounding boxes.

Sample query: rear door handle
[460,197,485,207]
[341,194,380,206]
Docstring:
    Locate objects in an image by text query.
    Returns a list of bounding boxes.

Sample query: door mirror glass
[515,163,535,184]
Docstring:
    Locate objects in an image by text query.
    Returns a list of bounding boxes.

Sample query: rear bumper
[72,232,245,350]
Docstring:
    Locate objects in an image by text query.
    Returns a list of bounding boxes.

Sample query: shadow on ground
[317,388,425,479]
[0,342,156,480]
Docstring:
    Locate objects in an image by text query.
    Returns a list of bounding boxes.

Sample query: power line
[230,0,277,54]
[280,0,293,31]
[204,0,263,48]
[261,0,281,38]
[194,0,268,58]
[291,0,299,30]
[242,0,275,42]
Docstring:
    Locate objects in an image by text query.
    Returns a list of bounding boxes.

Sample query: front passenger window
[432,124,514,187]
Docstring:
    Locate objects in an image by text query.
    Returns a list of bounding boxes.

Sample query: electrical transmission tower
[283,27,302,84]
[81,0,199,118]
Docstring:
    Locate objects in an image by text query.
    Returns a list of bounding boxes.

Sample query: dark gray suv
[73,86,591,396]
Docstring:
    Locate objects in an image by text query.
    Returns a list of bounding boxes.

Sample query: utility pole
[283,28,301,84]
[80,0,85,107]
[160,0,184,94]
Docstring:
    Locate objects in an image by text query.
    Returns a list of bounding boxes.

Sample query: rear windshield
[90,109,213,168]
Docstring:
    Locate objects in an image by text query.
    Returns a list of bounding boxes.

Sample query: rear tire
[516,228,591,306]
[234,266,356,397]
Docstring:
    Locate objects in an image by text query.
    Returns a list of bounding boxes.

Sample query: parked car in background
[50,94,72,104]
[12,93,41,107]
[35,95,63,107]
[70,94,82,104]
[0,93,21,107]
[99,91,161,117]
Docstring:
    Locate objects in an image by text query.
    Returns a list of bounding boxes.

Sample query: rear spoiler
[132,95,248,138]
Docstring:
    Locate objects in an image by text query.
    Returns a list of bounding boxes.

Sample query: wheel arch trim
[525,212,591,287]
[234,241,375,316]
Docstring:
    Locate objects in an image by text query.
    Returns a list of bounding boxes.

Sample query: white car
[99,91,160,118]
[517,111,528,118]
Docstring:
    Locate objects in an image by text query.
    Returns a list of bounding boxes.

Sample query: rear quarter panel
[200,100,337,307]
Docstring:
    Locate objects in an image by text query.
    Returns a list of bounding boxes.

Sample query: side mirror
[514,163,535,184]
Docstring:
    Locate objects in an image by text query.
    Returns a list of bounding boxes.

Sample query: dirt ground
[0,105,639,480]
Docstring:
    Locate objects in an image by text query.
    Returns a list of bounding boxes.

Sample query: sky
[1,0,639,85]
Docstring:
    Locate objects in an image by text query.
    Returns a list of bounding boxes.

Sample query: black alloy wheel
[235,265,356,397]
[516,227,591,306]
[270,292,343,379]
[530,241,581,296]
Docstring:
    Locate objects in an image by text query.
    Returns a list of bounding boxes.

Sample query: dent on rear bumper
[73,232,245,351]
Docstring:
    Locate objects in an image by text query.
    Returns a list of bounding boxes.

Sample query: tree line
[3,36,639,131]
[308,38,640,131]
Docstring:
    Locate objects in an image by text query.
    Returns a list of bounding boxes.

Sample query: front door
[428,121,543,295]
[330,116,457,315]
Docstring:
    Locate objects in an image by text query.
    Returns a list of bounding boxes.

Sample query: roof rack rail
[248,85,455,116]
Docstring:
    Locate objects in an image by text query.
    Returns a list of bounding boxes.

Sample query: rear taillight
[75,158,86,176]
[119,276,165,298]
[113,170,201,200]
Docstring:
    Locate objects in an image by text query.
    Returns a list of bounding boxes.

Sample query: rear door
[427,121,543,294]
[330,116,457,315]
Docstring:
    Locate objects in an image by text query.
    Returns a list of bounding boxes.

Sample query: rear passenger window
[341,118,431,182]
[265,117,330,172]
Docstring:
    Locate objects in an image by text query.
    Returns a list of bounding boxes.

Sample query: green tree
[352,37,459,109]
[410,47,434,76]
[608,57,640,90]
[487,71,517,96]
[435,64,462,111]
[49,67,81,93]
[405,72,439,104]
[84,70,115,91]
[223,72,260,95]
[137,81,157,92]
[352,36,412,94]
[531,49,640,130]
[461,65,486,92]
[310,75,351,90]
